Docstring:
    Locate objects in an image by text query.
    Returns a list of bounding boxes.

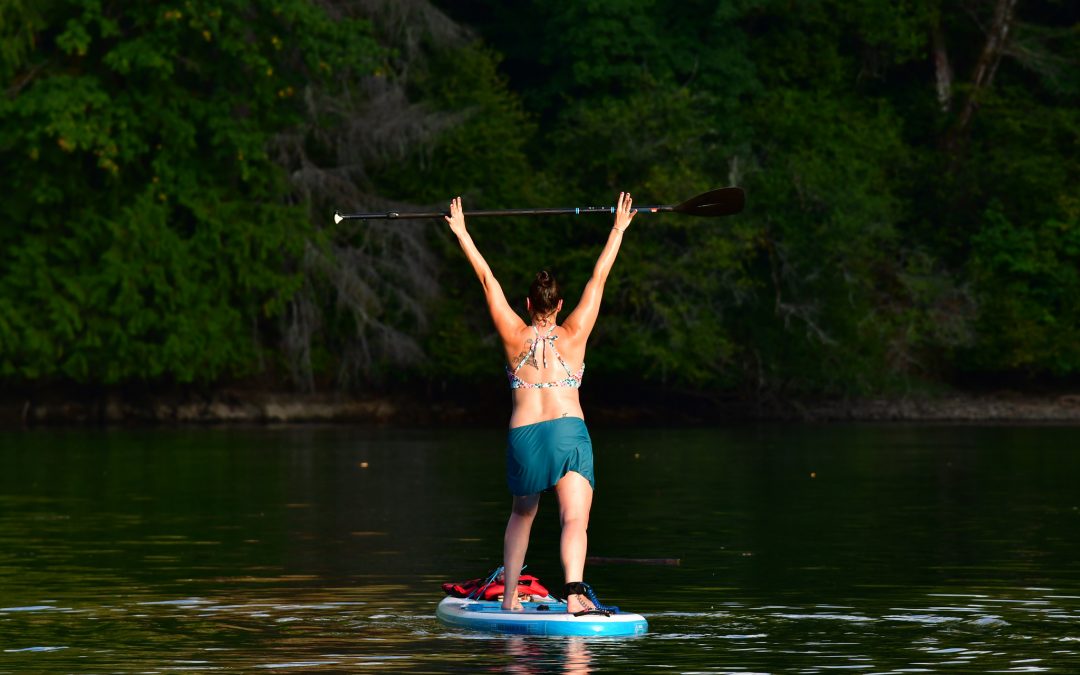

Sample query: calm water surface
[1,424,1079,673]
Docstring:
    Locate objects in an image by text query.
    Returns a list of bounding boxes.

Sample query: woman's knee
[555,473,593,524]
[511,495,540,518]
[560,512,589,532]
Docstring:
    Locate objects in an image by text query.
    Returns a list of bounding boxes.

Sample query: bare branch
[265,0,474,391]
[931,19,953,112]
[949,0,1020,147]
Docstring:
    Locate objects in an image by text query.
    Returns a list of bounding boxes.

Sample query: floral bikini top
[506,325,585,390]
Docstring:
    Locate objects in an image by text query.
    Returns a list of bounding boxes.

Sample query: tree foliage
[1,0,1077,399]
[430,0,1078,394]
[0,0,379,384]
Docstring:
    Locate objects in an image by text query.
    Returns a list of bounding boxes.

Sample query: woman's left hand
[614,191,636,232]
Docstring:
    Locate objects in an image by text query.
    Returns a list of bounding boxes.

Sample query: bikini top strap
[542,329,578,379]
[539,324,556,369]
[509,325,577,380]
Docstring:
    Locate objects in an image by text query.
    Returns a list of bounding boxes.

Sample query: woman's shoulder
[554,324,586,351]
[502,323,535,349]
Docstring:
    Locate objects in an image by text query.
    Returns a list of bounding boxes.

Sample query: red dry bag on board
[442,574,549,600]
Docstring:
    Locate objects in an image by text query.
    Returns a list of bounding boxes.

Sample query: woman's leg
[502,493,540,610]
[554,471,594,613]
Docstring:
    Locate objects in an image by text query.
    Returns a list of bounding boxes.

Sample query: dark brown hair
[528,270,562,318]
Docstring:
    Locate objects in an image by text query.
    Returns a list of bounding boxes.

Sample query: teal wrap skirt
[506,417,596,496]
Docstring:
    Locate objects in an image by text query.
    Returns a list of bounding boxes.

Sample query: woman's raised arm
[445,197,525,340]
[563,191,636,340]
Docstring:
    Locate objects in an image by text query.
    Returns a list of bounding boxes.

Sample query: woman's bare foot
[565,593,595,615]
[501,594,524,611]
[564,582,617,616]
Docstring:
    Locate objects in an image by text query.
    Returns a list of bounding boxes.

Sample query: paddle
[333,186,745,223]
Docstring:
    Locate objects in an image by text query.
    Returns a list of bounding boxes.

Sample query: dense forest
[1,0,1077,407]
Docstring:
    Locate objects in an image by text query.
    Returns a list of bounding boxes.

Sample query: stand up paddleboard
[436,594,648,636]
[438,570,648,637]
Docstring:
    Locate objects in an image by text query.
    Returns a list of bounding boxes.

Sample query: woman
[445,191,636,615]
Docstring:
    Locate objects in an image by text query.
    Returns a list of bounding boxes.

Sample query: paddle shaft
[336,204,672,222]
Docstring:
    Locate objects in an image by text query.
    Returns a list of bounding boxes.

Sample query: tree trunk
[931,20,953,112]
[947,0,1020,148]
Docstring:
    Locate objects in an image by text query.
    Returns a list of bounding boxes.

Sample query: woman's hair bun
[529,269,562,316]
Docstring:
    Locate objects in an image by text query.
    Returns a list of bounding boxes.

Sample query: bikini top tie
[505,325,585,389]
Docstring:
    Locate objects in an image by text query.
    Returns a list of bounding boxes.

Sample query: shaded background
[1,0,1077,411]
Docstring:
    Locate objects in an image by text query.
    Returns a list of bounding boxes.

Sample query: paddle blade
[672,187,745,217]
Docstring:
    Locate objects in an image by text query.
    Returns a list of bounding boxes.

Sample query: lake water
[1,424,1079,673]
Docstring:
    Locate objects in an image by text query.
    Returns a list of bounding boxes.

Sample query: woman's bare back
[505,324,586,428]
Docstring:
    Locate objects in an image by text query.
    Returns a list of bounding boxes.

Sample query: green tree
[965,202,1080,375]
[436,0,1079,395]
[0,1,379,383]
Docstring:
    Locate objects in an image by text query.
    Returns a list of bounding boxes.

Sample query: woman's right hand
[613,191,636,232]
[444,196,467,236]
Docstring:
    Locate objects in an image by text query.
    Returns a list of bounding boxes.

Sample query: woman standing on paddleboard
[446,192,635,615]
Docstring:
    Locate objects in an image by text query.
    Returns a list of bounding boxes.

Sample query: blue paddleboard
[436,594,648,636]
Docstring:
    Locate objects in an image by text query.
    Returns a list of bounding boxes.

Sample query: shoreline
[4,388,1080,427]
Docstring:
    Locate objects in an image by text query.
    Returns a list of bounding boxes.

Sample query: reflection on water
[3,586,1078,672]
[645,586,1080,673]
[503,636,593,675]
[1,425,1080,673]
[0,587,609,672]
